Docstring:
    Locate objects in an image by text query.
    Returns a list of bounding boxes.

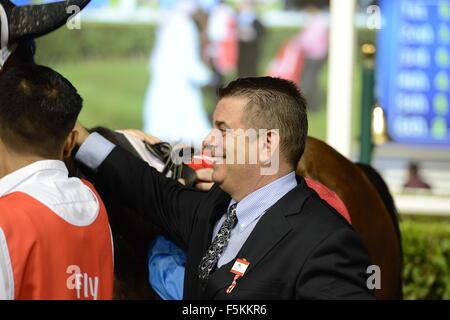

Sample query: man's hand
[195,168,214,192]
[74,121,90,147]
[119,129,162,146]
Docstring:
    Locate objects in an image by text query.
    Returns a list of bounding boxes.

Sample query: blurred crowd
[143,0,329,144]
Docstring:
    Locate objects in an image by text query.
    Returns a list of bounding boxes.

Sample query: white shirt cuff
[75,132,116,171]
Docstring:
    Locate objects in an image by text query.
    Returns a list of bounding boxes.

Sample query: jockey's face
[202,96,263,200]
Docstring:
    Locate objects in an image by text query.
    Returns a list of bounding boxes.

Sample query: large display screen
[377,0,450,145]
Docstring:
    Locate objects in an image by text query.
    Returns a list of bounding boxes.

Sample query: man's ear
[259,129,280,165]
[62,130,79,160]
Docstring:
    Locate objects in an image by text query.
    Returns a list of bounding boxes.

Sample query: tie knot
[228,203,238,219]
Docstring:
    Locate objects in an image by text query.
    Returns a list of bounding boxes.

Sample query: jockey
[0,64,114,300]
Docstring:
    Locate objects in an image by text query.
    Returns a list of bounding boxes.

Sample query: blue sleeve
[148,236,187,300]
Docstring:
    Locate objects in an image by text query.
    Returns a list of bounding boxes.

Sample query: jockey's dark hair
[217,76,309,167]
[0,64,82,157]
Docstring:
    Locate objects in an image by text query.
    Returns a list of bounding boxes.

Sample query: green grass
[51,59,149,130]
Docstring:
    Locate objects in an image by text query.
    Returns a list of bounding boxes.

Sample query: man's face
[202,97,260,193]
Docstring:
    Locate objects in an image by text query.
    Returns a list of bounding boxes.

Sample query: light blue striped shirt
[213,172,298,268]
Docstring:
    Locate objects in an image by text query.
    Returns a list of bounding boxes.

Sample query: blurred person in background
[237,0,265,78]
[297,5,329,112]
[403,163,432,191]
[206,0,238,85]
[142,0,212,145]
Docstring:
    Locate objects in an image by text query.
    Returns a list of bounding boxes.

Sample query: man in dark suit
[74,77,374,300]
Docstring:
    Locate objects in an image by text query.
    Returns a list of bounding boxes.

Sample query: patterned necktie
[198,203,238,283]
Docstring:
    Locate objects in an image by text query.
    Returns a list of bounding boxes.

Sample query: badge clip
[226,258,250,294]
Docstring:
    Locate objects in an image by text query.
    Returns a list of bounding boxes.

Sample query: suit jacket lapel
[203,190,231,251]
[236,176,313,276]
[185,186,231,299]
[203,209,293,299]
[203,259,236,298]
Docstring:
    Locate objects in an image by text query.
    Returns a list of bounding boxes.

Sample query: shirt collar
[0,160,68,197]
[229,171,298,233]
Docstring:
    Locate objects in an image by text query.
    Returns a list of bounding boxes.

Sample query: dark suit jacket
[91,146,374,300]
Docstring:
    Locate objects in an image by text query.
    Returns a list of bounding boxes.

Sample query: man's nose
[202,129,224,156]
[202,130,216,149]
[202,133,211,150]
